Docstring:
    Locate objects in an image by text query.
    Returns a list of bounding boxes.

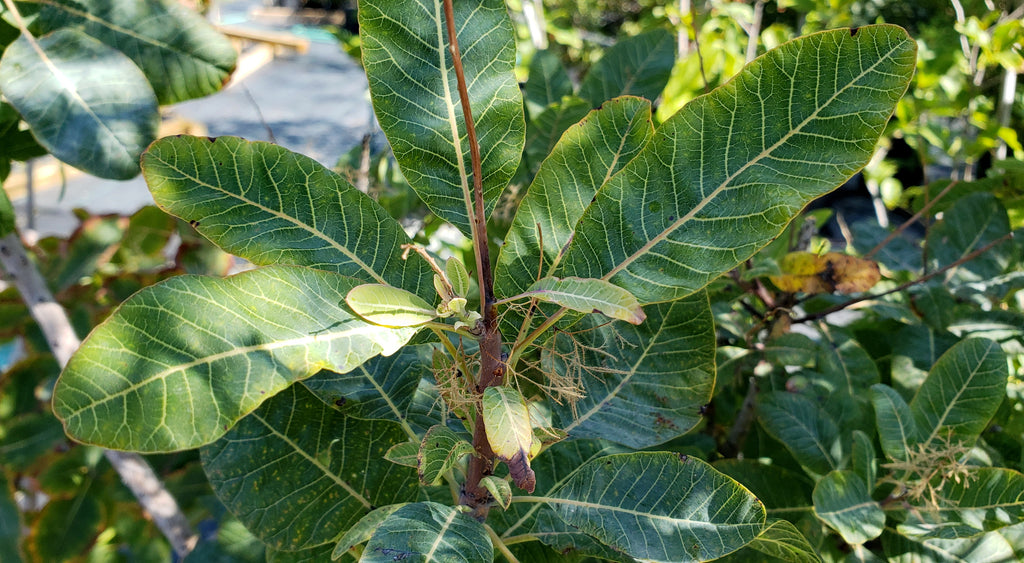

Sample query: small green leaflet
[346,284,437,327]
[483,386,536,492]
[813,470,884,545]
[332,504,405,560]
[481,476,512,510]
[445,258,471,297]
[417,425,475,486]
[523,276,645,324]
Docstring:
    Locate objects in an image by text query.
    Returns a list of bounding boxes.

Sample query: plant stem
[486,524,522,563]
[441,0,505,520]
[864,180,959,260]
[0,233,198,557]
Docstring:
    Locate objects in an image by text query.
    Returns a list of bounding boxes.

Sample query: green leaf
[384,441,419,468]
[31,495,102,561]
[201,384,419,551]
[898,468,1024,540]
[523,276,645,324]
[269,544,350,563]
[813,470,884,545]
[882,526,1024,563]
[910,338,1007,452]
[758,391,841,476]
[302,345,440,437]
[0,28,158,179]
[851,430,878,491]
[524,49,573,117]
[0,413,66,471]
[556,26,916,304]
[481,475,512,510]
[928,193,1016,284]
[332,504,406,560]
[31,0,237,104]
[417,425,474,486]
[713,459,814,522]
[0,187,14,237]
[519,95,593,181]
[363,502,492,563]
[483,385,536,492]
[358,0,525,236]
[577,28,677,107]
[53,266,418,452]
[742,519,822,563]
[545,452,766,562]
[346,284,438,327]
[490,440,632,562]
[496,96,653,335]
[142,136,436,301]
[871,383,920,462]
[445,258,470,298]
[547,293,714,449]
[0,474,22,563]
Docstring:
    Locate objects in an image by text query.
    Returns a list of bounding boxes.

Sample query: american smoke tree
[48,0,974,560]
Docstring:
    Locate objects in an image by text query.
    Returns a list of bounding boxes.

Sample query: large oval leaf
[301,345,440,438]
[909,337,1007,451]
[546,452,766,562]
[556,25,917,304]
[577,27,677,107]
[898,468,1024,540]
[358,0,525,236]
[31,0,237,104]
[52,266,418,452]
[363,502,492,563]
[758,391,841,477]
[546,293,714,449]
[870,383,920,462]
[142,136,436,301]
[491,440,632,562]
[0,28,158,179]
[813,470,884,545]
[496,96,653,299]
[201,384,418,551]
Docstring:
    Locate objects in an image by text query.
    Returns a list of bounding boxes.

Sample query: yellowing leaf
[524,276,646,324]
[770,252,881,294]
[482,386,536,492]
[346,284,437,327]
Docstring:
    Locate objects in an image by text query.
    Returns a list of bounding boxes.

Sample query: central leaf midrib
[151,154,388,285]
[564,304,670,433]
[422,507,459,561]
[602,36,906,286]
[251,411,372,509]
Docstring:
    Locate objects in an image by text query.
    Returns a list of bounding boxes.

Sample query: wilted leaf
[770,251,881,294]
[483,386,536,492]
